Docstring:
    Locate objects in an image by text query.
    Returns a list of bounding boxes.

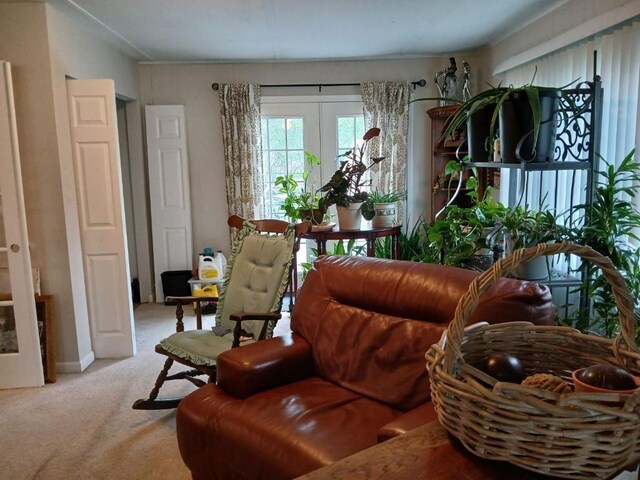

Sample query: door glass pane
[262,116,305,219]
[0,302,18,354]
[0,193,5,249]
[0,193,14,354]
[336,115,365,159]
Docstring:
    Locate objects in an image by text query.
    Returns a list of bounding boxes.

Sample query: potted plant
[415,77,576,164]
[501,206,567,280]
[275,151,327,224]
[319,127,385,230]
[365,189,405,228]
[567,149,640,338]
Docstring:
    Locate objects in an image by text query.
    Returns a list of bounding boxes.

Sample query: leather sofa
[176,255,555,480]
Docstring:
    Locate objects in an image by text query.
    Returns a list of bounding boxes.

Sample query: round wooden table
[302,224,402,259]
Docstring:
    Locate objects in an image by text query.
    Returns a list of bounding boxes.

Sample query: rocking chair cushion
[215,221,296,339]
[159,330,256,366]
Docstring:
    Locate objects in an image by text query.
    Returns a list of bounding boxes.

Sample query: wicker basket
[426,242,640,479]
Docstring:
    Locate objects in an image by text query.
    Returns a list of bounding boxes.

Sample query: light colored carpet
[0,304,291,480]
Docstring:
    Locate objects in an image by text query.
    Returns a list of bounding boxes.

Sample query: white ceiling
[46,0,567,63]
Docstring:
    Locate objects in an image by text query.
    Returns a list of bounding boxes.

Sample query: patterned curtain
[219,84,265,219]
[361,81,410,222]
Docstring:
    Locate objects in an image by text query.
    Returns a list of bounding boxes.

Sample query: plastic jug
[199,247,221,280]
[215,250,228,277]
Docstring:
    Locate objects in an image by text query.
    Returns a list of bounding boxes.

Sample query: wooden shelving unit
[427,105,492,222]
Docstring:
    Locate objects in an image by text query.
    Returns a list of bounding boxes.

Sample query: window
[261,98,365,272]
[261,116,305,219]
[337,115,365,157]
[260,99,364,222]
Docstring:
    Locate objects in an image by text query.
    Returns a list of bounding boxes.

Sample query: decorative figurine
[434,57,461,106]
[462,60,471,101]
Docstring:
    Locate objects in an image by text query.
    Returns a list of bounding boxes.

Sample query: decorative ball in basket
[425,242,640,480]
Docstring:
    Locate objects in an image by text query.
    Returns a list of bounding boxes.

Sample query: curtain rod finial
[212,82,220,91]
[413,79,427,89]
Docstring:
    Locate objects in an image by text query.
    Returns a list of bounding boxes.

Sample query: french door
[261,96,365,268]
[261,97,364,219]
[0,62,43,389]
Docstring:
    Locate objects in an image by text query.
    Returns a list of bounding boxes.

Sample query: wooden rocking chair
[132,215,310,410]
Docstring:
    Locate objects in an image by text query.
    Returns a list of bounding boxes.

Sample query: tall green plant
[275,151,324,222]
[300,239,367,279]
[569,148,640,338]
[375,218,438,262]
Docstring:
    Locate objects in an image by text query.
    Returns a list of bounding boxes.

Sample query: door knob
[10,244,19,252]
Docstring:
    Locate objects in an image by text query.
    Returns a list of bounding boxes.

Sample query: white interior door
[66,78,135,358]
[145,105,192,302]
[0,62,44,388]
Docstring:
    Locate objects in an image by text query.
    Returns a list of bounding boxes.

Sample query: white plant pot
[507,239,551,280]
[514,256,551,280]
[371,202,396,228]
[336,202,363,230]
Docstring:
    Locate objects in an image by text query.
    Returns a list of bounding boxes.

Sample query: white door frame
[0,61,44,388]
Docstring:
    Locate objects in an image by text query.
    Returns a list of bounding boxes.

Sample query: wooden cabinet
[427,106,492,222]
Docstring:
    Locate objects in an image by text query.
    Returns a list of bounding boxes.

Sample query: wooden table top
[296,420,637,480]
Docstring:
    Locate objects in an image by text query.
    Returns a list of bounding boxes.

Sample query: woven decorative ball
[522,373,572,393]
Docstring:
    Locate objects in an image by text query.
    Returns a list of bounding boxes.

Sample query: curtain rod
[211,79,427,92]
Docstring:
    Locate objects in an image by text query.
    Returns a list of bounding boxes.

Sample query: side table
[296,420,638,480]
[302,224,402,259]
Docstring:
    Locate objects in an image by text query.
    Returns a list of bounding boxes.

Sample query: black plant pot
[467,104,497,163]
[499,90,560,163]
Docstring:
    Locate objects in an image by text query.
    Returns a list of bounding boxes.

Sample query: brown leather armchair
[176,255,556,480]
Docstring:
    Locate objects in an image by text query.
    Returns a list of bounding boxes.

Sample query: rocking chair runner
[133,215,310,410]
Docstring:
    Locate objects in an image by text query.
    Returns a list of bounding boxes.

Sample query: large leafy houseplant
[275,151,327,224]
[319,127,385,217]
[414,76,577,163]
[501,206,567,250]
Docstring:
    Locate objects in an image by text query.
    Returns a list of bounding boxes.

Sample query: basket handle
[443,242,638,373]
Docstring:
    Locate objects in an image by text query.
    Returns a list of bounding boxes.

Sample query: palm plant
[375,218,438,262]
[569,148,640,338]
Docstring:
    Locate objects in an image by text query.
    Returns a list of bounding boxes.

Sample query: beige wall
[0,2,87,370]
[0,2,142,371]
[491,0,640,75]
[138,52,491,259]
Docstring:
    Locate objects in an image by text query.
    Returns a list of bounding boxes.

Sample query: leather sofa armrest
[216,333,314,399]
[377,402,439,443]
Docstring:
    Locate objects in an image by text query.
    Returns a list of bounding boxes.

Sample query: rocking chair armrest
[216,333,314,399]
[230,311,282,346]
[229,311,281,322]
[165,295,219,304]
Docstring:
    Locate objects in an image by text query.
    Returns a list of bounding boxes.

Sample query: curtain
[361,81,410,223]
[219,84,265,220]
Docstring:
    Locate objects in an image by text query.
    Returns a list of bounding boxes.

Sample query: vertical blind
[500,19,640,225]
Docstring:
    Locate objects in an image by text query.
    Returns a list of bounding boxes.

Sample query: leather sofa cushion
[177,377,400,480]
[292,256,555,412]
[377,402,439,442]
